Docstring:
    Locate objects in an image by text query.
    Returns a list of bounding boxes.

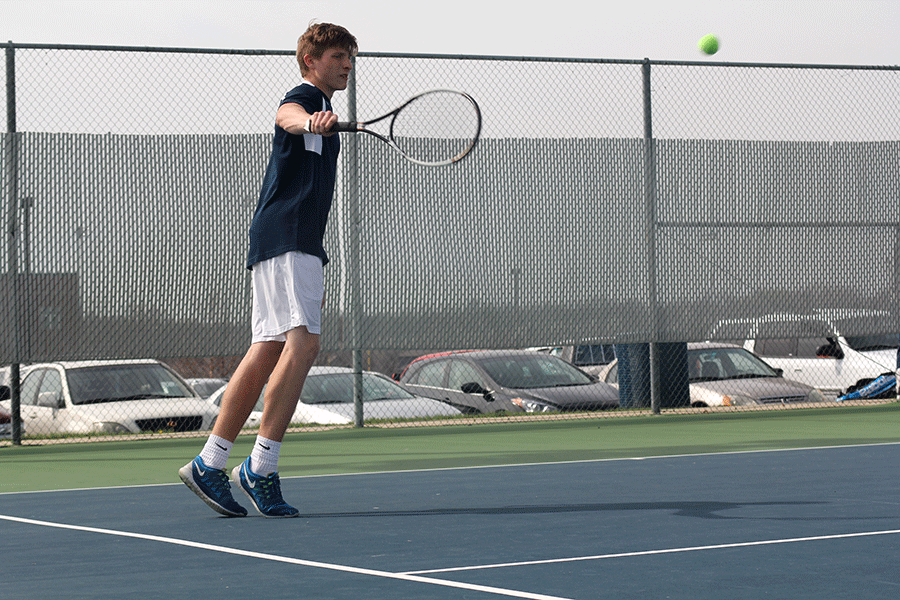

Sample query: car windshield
[845,334,898,352]
[67,364,195,405]
[300,373,416,404]
[476,354,593,389]
[689,347,777,382]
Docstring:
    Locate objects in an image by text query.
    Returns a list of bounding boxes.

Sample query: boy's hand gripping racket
[333,89,481,167]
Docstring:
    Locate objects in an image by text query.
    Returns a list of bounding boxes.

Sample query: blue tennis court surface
[2,443,899,599]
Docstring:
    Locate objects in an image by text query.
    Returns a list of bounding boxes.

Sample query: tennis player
[179,22,358,518]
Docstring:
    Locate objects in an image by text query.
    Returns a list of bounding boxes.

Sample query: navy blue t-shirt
[247,83,340,269]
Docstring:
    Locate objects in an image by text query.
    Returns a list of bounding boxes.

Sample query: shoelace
[256,473,288,506]
[206,469,233,495]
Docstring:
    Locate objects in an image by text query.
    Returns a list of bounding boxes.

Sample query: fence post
[345,56,364,428]
[4,42,23,444]
[642,58,662,415]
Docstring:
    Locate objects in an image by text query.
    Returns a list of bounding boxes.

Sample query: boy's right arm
[276,103,338,136]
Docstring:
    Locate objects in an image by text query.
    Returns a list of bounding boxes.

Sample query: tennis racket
[333,89,481,167]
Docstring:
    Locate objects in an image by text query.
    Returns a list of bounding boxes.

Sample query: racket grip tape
[332,121,359,132]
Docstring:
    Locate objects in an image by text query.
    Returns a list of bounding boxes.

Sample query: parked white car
[0,359,218,436]
[709,312,898,400]
[209,366,462,426]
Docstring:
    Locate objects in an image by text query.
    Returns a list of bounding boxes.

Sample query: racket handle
[332,121,359,132]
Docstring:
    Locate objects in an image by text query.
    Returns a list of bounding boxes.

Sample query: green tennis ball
[698,34,719,55]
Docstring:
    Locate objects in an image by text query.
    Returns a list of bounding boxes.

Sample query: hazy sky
[1,0,898,65]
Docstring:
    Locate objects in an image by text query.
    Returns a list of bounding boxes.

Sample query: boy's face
[305,46,354,98]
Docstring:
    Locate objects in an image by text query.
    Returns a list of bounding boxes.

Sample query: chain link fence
[2,44,899,443]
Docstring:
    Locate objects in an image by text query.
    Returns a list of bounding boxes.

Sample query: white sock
[199,435,232,471]
[250,436,281,476]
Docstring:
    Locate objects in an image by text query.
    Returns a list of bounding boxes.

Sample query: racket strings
[390,91,480,165]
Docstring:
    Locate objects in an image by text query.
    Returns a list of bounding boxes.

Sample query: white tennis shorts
[251,251,324,343]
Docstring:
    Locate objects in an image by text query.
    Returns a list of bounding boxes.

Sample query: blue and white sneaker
[232,457,299,518]
[179,456,247,517]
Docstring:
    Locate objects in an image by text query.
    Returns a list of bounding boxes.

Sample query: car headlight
[94,421,131,434]
[721,394,759,407]
[510,398,556,413]
[806,389,826,403]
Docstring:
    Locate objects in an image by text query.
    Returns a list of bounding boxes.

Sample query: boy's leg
[233,326,319,518]
[179,341,283,517]
[213,341,284,441]
[258,326,320,442]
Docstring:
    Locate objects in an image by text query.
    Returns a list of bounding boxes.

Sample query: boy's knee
[288,334,319,364]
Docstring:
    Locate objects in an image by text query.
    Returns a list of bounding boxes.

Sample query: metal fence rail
[2,43,899,444]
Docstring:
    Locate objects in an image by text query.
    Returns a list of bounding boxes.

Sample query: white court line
[0,514,574,600]
[402,529,900,575]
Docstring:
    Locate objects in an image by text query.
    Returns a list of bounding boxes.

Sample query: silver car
[709,312,898,400]
[597,342,826,407]
[399,349,620,414]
